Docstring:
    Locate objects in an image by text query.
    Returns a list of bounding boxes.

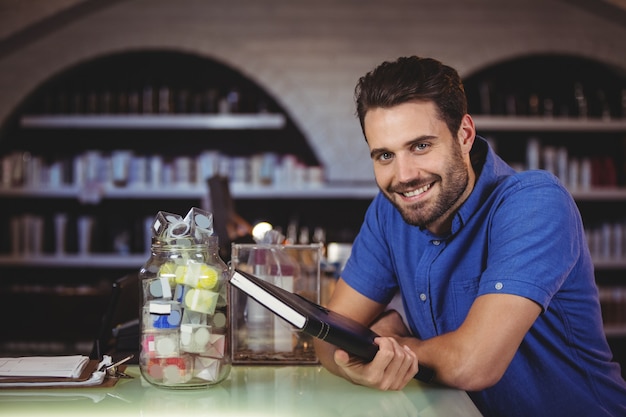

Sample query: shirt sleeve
[341,194,400,305]
[477,170,585,311]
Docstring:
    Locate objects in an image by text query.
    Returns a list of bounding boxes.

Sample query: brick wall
[1,0,625,182]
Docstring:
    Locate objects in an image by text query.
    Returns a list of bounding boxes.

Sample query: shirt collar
[449,136,515,236]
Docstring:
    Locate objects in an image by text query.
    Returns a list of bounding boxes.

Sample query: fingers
[333,338,418,391]
[333,349,351,366]
[374,338,418,390]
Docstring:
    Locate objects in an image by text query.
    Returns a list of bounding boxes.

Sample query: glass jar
[139,235,231,388]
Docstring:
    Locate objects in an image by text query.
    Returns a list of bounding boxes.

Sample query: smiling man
[313,56,626,417]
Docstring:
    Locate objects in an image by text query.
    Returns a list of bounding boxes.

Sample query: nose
[395,153,419,183]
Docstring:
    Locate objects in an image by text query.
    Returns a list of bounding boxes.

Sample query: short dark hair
[354,56,467,139]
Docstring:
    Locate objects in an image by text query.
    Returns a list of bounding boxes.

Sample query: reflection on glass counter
[0,366,483,417]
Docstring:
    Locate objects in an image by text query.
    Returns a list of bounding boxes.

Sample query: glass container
[230,243,321,364]
[139,209,231,388]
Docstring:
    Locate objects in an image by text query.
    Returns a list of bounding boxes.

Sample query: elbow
[455,372,502,392]
[444,360,506,392]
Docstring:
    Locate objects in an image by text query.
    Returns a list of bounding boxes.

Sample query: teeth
[403,183,431,197]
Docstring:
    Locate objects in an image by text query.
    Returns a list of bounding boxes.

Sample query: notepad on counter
[0,355,126,389]
[0,355,90,379]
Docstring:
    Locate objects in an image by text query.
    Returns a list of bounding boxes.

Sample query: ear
[458,114,476,154]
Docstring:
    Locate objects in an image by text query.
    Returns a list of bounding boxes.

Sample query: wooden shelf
[6,184,626,201]
[1,253,622,270]
[20,113,287,130]
[473,116,626,132]
[0,182,380,200]
[604,325,626,338]
[592,259,626,270]
[0,254,147,268]
[569,188,626,201]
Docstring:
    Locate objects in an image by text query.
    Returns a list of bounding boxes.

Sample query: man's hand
[333,336,418,391]
[313,280,419,391]
[331,310,418,391]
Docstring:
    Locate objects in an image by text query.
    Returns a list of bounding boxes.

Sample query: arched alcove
[463,53,626,118]
[461,54,626,176]
[1,49,320,166]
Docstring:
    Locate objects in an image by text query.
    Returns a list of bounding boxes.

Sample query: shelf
[0,182,380,200]
[6,184,626,201]
[229,183,379,199]
[0,186,80,198]
[591,259,626,270]
[20,113,287,130]
[569,188,626,201]
[604,325,626,338]
[473,116,626,132]
[0,254,147,268]
[1,253,622,270]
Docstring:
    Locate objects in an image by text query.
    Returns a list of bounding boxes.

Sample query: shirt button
[495,282,503,290]
[419,293,427,301]
[432,240,441,246]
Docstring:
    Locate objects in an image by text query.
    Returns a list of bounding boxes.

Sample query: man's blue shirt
[342,136,626,417]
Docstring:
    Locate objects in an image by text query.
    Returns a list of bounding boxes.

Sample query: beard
[383,148,469,229]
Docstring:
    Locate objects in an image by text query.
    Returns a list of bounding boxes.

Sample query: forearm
[367,310,473,388]
[313,338,344,378]
[325,305,509,390]
[397,294,541,391]
[317,320,461,387]
[399,332,496,390]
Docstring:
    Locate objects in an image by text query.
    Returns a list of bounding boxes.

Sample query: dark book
[229,268,435,383]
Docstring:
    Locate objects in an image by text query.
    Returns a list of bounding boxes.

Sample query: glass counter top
[0,365,482,416]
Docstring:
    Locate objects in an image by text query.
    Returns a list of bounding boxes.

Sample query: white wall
[1,0,625,182]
